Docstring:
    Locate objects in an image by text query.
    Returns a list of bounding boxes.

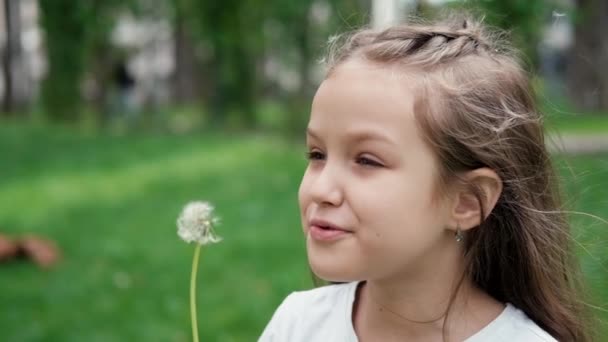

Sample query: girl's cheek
[298,173,312,208]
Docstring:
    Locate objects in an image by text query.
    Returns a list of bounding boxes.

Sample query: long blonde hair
[321,14,592,341]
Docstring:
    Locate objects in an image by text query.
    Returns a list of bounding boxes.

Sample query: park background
[0,0,607,340]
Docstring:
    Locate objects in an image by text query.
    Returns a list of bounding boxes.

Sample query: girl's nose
[309,164,344,206]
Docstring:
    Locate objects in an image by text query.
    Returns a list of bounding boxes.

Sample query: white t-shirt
[259,282,557,342]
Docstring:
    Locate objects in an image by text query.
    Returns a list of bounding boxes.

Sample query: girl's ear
[449,168,502,231]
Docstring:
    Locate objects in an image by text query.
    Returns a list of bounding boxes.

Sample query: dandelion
[177,201,221,342]
[178,201,222,245]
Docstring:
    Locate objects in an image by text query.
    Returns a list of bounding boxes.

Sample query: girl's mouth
[308,220,352,241]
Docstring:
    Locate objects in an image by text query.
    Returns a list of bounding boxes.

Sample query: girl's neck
[353,276,504,341]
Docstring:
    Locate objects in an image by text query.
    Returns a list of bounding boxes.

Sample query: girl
[260,14,590,342]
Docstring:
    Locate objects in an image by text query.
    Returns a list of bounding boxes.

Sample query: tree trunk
[2,0,24,116]
[88,42,115,127]
[172,7,201,104]
[39,1,86,122]
[203,3,257,128]
[567,0,608,111]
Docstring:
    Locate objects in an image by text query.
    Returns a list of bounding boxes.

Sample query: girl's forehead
[318,60,423,109]
[313,62,418,119]
[329,58,422,83]
[309,62,424,144]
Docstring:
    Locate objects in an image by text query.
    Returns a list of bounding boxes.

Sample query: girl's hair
[322,14,592,341]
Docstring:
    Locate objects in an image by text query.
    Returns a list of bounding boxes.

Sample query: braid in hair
[325,17,499,73]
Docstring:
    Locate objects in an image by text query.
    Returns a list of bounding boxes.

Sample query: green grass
[0,122,310,341]
[554,154,608,337]
[546,114,608,135]
[556,153,608,318]
[0,122,607,340]
[541,99,608,134]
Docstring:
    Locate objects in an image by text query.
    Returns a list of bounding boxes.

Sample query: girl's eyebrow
[307,127,397,146]
[306,127,322,140]
[346,130,397,146]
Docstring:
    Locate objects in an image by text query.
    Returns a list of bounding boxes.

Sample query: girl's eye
[306,151,325,161]
[356,156,383,167]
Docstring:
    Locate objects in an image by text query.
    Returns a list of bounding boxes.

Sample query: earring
[455,224,464,242]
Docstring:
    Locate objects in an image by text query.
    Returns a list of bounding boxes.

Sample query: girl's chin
[306,240,366,282]
[309,263,362,283]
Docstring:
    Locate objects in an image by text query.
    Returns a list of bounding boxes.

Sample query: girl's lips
[309,224,351,241]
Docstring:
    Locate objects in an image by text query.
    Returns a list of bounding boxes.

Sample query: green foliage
[454,0,556,68]
[38,1,88,121]
[35,0,370,128]
[176,0,369,129]
[39,0,131,122]
[0,122,607,340]
[183,0,265,127]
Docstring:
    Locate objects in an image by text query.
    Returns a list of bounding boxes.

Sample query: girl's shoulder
[258,282,359,342]
[466,303,557,342]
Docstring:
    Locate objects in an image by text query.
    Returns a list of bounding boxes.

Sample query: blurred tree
[567,0,608,111]
[271,0,315,97]
[262,0,316,134]
[172,0,203,104]
[458,0,550,68]
[39,1,88,122]
[264,0,368,133]
[39,0,129,122]
[274,0,370,96]
[169,0,369,129]
[188,0,263,127]
[2,0,27,116]
[84,0,132,123]
[183,0,369,129]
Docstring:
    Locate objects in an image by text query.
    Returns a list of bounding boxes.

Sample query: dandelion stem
[190,244,201,342]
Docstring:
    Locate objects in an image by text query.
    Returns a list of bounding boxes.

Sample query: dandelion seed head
[177,201,222,245]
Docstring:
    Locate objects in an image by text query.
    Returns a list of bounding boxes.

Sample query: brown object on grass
[0,234,19,261]
[19,235,61,268]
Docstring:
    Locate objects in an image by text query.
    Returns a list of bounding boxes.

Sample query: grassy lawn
[1,122,607,340]
[546,114,608,135]
[542,99,608,134]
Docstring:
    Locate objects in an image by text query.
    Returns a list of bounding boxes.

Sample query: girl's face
[298,60,454,282]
